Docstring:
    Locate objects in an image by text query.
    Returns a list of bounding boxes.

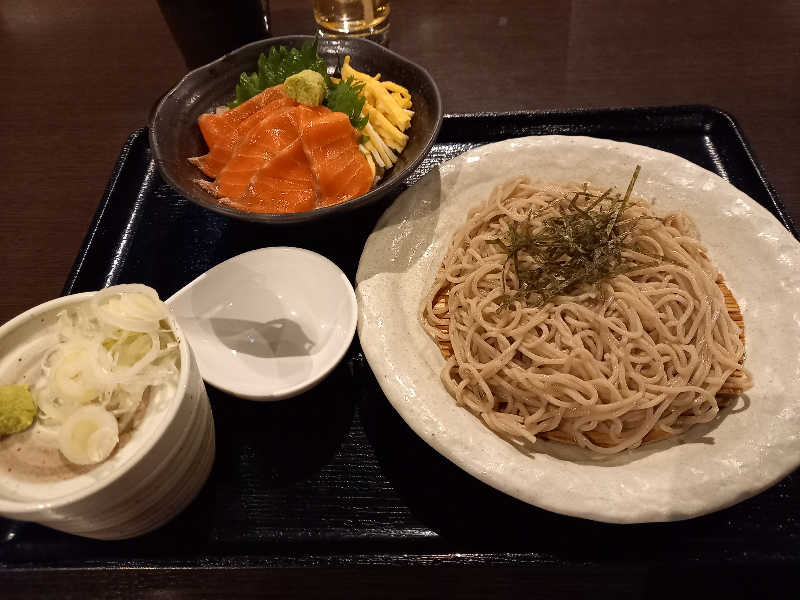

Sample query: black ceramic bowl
[149,35,442,224]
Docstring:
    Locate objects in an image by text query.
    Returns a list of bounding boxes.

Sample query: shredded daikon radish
[359,146,377,180]
[362,138,386,168]
[364,121,397,165]
[31,285,179,463]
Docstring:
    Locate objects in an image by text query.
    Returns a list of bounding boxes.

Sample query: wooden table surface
[1,0,798,596]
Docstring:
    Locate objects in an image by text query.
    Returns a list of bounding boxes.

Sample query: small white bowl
[167,247,358,401]
[0,291,214,540]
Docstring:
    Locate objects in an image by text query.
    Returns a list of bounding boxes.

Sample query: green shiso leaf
[228,41,330,108]
[326,77,369,130]
[225,42,370,130]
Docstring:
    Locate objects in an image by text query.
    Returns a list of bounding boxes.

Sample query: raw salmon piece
[189,93,296,178]
[298,108,373,207]
[194,85,287,152]
[294,104,331,130]
[232,138,315,213]
[200,105,301,200]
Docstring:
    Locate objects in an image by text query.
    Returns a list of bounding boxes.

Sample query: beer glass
[313,0,390,43]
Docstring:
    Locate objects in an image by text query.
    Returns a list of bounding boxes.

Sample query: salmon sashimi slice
[190,97,377,214]
[193,85,288,153]
[229,138,315,213]
[294,104,331,130]
[198,105,301,201]
[189,93,296,178]
[298,107,374,208]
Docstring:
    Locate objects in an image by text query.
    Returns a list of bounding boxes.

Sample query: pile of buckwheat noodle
[420,176,752,455]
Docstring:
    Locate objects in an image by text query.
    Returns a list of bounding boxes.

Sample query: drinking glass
[157,0,272,69]
[313,0,390,44]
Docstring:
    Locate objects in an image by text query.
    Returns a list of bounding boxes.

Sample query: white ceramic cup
[0,291,215,540]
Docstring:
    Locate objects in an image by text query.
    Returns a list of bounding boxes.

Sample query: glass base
[315,22,390,46]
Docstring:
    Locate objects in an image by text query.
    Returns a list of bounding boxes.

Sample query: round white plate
[355,135,800,523]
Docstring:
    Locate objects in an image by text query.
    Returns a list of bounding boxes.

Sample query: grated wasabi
[0,384,37,435]
[284,69,327,107]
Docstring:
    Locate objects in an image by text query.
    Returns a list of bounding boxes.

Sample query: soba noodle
[420,176,752,455]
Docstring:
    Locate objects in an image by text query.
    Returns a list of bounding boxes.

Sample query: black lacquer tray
[2,107,798,598]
